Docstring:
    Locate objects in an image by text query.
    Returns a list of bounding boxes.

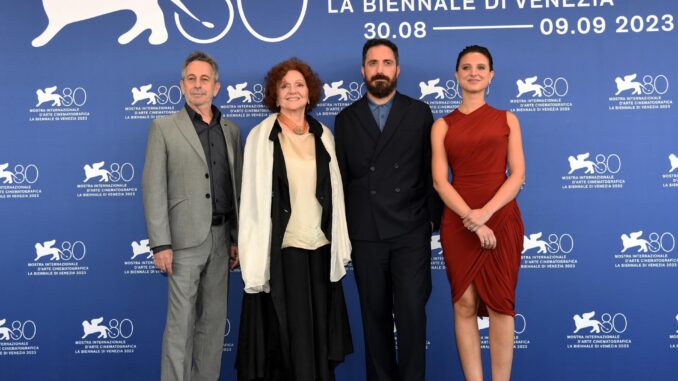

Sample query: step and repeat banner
[1,1,676,380]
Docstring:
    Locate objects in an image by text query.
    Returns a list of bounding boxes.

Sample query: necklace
[278,112,308,135]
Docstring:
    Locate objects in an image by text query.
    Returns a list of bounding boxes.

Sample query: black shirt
[185,103,234,218]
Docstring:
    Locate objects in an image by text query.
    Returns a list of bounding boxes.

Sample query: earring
[486,81,491,96]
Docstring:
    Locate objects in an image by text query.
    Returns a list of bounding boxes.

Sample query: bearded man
[334,39,441,381]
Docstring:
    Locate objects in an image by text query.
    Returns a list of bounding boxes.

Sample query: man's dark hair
[362,39,399,66]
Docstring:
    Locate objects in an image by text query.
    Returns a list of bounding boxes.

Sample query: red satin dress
[440,104,524,317]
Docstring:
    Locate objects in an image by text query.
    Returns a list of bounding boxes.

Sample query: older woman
[236,58,353,381]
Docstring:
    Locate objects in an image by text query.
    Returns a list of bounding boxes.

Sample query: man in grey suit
[142,51,242,381]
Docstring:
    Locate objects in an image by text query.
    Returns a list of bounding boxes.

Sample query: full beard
[365,75,397,99]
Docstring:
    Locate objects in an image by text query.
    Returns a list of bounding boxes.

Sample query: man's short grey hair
[182,51,219,82]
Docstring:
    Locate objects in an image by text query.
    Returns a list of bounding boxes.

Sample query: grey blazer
[142,107,242,251]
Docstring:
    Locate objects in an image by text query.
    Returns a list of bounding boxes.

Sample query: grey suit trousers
[161,222,231,381]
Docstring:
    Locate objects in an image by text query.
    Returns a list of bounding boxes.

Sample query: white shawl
[238,113,351,294]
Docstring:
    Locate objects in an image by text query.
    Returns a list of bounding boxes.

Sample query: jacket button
[205,194,211,199]
[393,163,399,169]
[370,166,375,172]
[283,209,290,214]
[370,190,376,195]
[205,173,209,179]
[395,188,400,193]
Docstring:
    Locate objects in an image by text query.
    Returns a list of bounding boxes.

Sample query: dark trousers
[281,245,334,381]
[351,223,432,381]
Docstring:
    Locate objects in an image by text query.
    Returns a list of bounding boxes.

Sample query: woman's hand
[475,225,496,250]
[462,209,491,231]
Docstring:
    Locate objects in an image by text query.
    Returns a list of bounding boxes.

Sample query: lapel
[220,117,235,175]
[354,95,381,144]
[374,92,408,159]
[174,107,206,165]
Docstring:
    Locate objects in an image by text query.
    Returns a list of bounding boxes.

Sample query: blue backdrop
[1,1,677,380]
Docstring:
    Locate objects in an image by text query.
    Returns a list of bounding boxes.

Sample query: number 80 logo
[3,320,38,341]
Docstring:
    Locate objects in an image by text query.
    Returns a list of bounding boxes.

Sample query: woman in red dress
[431,45,525,381]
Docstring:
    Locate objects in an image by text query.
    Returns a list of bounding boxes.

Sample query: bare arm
[422,106,443,230]
[462,111,526,228]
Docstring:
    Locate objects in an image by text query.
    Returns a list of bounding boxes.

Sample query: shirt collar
[367,95,395,111]
[185,103,221,125]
